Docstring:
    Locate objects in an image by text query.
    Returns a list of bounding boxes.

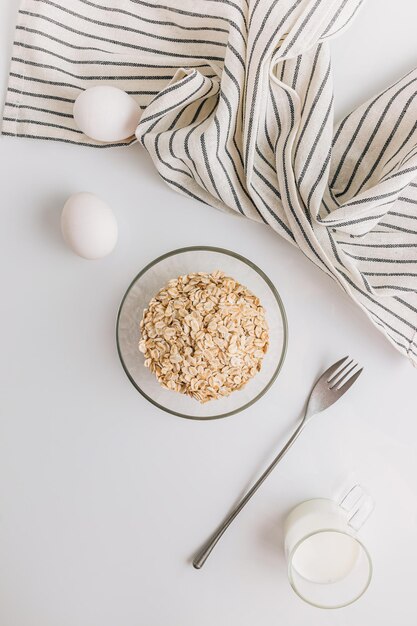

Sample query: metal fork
[193,356,363,569]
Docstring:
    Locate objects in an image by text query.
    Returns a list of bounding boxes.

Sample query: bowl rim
[116,245,288,420]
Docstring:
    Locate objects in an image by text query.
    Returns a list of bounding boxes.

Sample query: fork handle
[192,420,305,569]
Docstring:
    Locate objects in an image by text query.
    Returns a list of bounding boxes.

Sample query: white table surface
[1,1,417,624]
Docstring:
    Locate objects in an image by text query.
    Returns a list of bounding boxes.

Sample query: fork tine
[336,367,363,396]
[330,362,357,389]
[323,356,349,383]
[327,357,352,385]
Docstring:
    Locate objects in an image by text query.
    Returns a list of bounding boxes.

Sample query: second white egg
[61,192,118,260]
[73,86,141,142]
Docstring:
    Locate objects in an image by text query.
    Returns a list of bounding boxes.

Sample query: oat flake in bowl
[138,271,269,403]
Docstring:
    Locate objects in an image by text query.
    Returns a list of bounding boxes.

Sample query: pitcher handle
[338,484,374,531]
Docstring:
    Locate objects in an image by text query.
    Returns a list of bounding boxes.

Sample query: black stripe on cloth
[128,0,246,37]
[383,120,417,169]
[183,112,215,191]
[301,44,323,118]
[293,61,332,164]
[280,0,323,57]
[388,209,417,221]
[165,96,218,181]
[16,25,111,52]
[374,285,417,292]
[214,92,254,207]
[7,86,75,103]
[142,71,198,112]
[319,212,386,228]
[307,145,332,209]
[250,183,295,238]
[263,115,274,152]
[363,271,417,277]
[383,165,417,182]
[395,197,417,205]
[321,0,351,36]
[17,17,225,60]
[3,117,83,134]
[200,133,223,200]
[13,41,212,69]
[395,296,417,317]
[1,131,135,148]
[337,241,417,248]
[154,133,192,178]
[4,102,73,118]
[380,145,417,181]
[221,67,245,166]
[344,251,417,263]
[24,4,228,48]
[247,0,263,30]
[159,173,210,203]
[297,94,333,186]
[378,222,417,235]
[291,55,302,90]
[9,72,158,95]
[74,0,230,33]
[318,189,406,225]
[321,1,363,40]
[142,78,210,134]
[11,58,176,81]
[255,143,276,173]
[213,116,245,215]
[213,103,256,211]
[253,166,281,199]
[327,229,373,293]
[326,228,348,272]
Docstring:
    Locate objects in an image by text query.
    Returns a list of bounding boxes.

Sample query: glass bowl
[116,247,287,419]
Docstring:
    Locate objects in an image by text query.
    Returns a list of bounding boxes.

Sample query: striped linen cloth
[3,0,417,364]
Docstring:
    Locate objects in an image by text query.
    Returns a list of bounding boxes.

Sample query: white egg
[61,192,118,260]
[73,86,141,142]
